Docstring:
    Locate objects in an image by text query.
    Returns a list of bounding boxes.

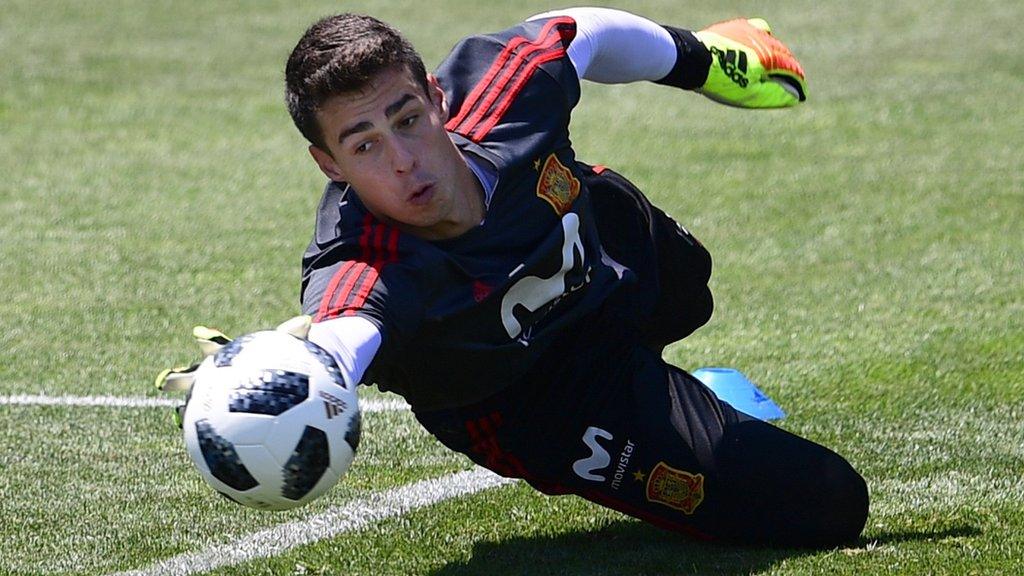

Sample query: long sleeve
[308,315,382,388]
[527,7,710,89]
[527,7,676,83]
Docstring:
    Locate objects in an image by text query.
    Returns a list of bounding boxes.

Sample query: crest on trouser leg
[645,461,705,514]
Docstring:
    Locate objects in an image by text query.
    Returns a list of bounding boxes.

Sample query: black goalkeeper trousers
[416,334,869,548]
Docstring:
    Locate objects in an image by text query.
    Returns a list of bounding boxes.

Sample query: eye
[354,140,374,154]
[399,115,418,128]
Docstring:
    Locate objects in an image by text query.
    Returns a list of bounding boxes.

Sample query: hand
[154,324,233,427]
[155,316,313,427]
[694,18,807,108]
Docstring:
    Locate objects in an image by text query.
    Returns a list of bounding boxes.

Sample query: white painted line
[360,398,410,413]
[0,394,178,408]
[109,467,513,576]
[0,395,408,413]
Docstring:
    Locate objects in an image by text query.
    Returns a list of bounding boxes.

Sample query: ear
[309,145,345,182]
[427,74,449,121]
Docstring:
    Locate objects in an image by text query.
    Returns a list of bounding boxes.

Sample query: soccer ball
[181,330,360,510]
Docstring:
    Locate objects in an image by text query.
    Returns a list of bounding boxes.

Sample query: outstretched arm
[529,7,680,85]
[154,315,382,428]
[307,315,382,387]
[528,7,806,108]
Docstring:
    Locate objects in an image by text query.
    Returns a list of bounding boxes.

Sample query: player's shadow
[868,524,981,546]
[429,520,801,576]
[429,521,982,576]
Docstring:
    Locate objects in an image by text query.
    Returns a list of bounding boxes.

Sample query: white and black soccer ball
[181,330,360,510]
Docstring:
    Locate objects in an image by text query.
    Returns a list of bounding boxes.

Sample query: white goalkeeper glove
[155,316,313,427]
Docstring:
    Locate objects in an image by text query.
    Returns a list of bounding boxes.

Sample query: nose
[389,136,416,174]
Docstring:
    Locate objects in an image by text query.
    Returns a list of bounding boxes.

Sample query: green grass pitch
[1,0,1022,574]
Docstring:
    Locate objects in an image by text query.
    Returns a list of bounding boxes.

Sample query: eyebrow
[337,93,419,145]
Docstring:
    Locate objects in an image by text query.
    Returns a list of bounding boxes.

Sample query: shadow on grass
[432,521,984,575]
[863,524,982,546]
[430,519,815,576]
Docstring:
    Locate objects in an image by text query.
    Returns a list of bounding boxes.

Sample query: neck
[428,150,484,240]
[456,151,486,223]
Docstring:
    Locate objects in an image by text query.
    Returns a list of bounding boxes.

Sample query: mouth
[408,183,435,206]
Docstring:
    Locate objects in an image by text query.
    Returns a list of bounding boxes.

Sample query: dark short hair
[284,14,430,150]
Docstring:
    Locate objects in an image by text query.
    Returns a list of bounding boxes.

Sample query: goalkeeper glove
[694,18,807,108]
[154,325,232,427]
[154,316,313,427]
[657,18,807,108]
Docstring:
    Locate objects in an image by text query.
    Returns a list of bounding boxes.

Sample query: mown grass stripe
[109,468,513,576]
[0,395,409,412]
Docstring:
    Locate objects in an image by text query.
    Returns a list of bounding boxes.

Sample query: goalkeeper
[211,7,867,546]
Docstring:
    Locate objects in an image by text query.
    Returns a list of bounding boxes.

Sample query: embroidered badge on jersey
[536,153,580,215]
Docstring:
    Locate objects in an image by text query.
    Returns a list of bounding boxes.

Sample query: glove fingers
[193,325,232,357]
[703,17,757,38]
[705,18,805,81]
[761,37,805,80]
[769,55,807,90]
[156,366,198,392]
[196,339,224,357]
[276,315,312,339]
[746,18,773,35]
[769,75,805,102]
[156,324,232,429]
[193,326,231,344]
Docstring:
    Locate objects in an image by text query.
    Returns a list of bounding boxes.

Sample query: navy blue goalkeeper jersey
[300,16,631,411]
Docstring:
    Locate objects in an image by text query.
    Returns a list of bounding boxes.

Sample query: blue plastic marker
[692,367,786,421]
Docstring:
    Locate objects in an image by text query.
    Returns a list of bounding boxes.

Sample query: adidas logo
[710,46,749,88]
[318,391,348,419]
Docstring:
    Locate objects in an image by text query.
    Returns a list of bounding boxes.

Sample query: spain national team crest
[645,462,705,514]
[535,153,580,215]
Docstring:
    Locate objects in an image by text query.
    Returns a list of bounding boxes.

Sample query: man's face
[310,67,476,240]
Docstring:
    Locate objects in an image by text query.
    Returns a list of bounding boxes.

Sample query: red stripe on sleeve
[344,225,400,315]
[453,36,550,135]
[468,45,569,141]
[314,260,357,322]
[320,262,369,320]
[316,214,398,322]
[342,265,378,316]
[446,17,576,139]
[445,34,532,131]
